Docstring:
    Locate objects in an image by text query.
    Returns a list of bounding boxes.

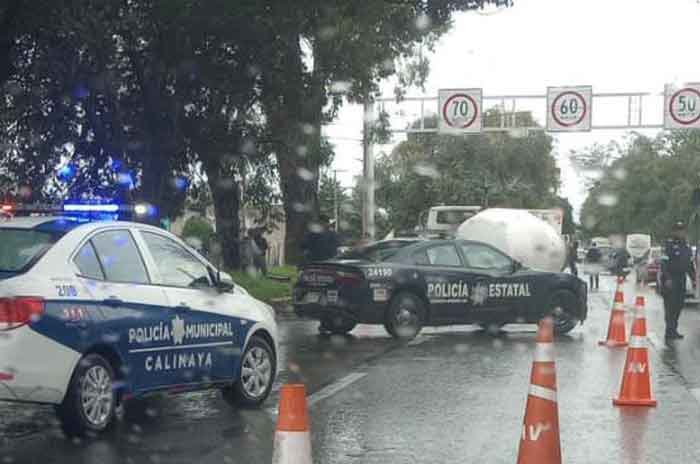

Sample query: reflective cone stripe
[518,318,562,464]
[632,296,647,334]
[273,384,313,464]
[613,298,656,407]
[599,290,628,347]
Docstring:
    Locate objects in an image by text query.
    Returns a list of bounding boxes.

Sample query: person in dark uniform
[567,240,579,277]
[585,241,602,291]
[661,221,697,341]
[301,214,340,264]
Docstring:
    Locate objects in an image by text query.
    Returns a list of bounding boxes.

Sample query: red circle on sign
[551,91,587,127]
[669,88,700,126]
[442,93,479,129]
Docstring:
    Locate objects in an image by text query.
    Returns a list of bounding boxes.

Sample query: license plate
[326,290,339,303]
[303,292,321,304]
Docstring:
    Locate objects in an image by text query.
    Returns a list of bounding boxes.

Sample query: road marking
[267,372,367,417]
[407,337,426,346]
[307,372,367,407]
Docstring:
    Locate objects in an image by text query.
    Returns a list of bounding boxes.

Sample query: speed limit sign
[546,86,593,132]
[664,83,700,129]
[438,89,482,134]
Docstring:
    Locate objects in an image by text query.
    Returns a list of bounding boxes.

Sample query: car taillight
[335,270,364,286]
[0,297,45,330]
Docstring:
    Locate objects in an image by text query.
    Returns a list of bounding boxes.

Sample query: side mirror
[216,271,235,293]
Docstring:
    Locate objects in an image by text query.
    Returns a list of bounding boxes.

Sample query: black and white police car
[0,204,278,436]
[294,239,587,339]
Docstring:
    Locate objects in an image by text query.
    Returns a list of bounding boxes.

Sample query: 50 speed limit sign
[438,89,482,134]
[546,86,592,132]
[664,83,700,129]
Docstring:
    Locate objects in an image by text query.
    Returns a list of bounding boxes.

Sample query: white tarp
[456,208,567,272]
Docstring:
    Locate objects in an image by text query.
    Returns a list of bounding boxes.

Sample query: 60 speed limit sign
[546,86,592,132]
[438,89,482,134]
[664,83,700,129]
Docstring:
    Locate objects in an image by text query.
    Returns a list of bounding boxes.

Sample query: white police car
[0,211,278,437]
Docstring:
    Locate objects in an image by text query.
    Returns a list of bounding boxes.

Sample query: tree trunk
[202,157,241,270]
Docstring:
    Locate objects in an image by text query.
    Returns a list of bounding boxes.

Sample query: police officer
[661,221,697,340]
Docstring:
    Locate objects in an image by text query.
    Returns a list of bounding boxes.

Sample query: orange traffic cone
[517,318,561,464]
[272,384,313,464]
[598,287,628,347]
[613,296,657,407]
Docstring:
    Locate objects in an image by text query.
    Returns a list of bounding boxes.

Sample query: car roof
[0,217,169,236]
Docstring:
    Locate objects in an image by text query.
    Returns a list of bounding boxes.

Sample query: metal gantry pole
[362,100,375,240]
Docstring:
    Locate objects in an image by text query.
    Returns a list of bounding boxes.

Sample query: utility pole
[362,99,375,240]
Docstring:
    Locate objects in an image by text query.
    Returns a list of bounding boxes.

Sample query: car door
[82,228,172,393]
[458,242,529,319]
[411,243,473,323]
[135,230,239,386]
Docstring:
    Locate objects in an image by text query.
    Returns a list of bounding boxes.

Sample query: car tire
[56,354,117,438]
[384,292,425,340]
[546,289,578,335]
[222,336,276,408]
[320,315,357,335]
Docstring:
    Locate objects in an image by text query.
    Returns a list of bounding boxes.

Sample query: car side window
[91,230,149,284]
[73,241,105,280]
[141,232,212,289]
[460,243,511,271]
[423,244,462,267]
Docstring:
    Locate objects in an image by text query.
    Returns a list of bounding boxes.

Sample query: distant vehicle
[626,234,652,263]
[419,205,482,236]
[294,239,587,339]
[527,208,564,235]
[636,246,662,283]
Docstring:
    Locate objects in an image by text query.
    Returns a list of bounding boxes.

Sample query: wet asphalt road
[3,274,700,463]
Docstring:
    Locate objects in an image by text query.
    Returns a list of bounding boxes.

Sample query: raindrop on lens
[415,13,432,30]
[297,168,314,181]
[597,193,618,206]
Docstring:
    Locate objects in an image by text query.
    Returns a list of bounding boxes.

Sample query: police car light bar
[63,203,120,213]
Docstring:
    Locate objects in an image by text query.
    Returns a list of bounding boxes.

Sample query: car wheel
[56,354,117,437]
[546,290,578,335]
[320,315,357,335]
[385,292,425,340]
[222,336,276,408]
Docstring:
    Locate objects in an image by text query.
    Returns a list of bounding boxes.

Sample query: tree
[578,132,700,242]
[259,0,512,263]
[375,112,562,233]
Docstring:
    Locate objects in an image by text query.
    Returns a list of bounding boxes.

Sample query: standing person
[585,241,602,291]
[661,221,697,341]
[567,240,579,277]
[252,228,269,276]
[301,214,340,264]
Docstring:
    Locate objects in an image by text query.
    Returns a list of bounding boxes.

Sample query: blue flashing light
[63,203,120,213]
[58,165,75,181]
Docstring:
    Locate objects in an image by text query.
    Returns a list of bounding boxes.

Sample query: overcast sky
[323,0,700,218]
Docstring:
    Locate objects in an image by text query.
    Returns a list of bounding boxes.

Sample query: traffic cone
[598,287,628,347]
[517,318,561,464]
[613,296,657,407]
[272,384,313,464]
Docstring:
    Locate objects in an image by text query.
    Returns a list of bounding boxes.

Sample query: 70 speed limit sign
[438,89,482,134]
[665,83,700,129]
[546,86,593,132]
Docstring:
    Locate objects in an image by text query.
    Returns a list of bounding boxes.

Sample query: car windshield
[0,229,58,273]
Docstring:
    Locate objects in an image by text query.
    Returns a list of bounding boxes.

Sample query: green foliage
[375,114,562,233]
[181,216,215,251]
[229,266,297,302]
[579,132,700,242]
